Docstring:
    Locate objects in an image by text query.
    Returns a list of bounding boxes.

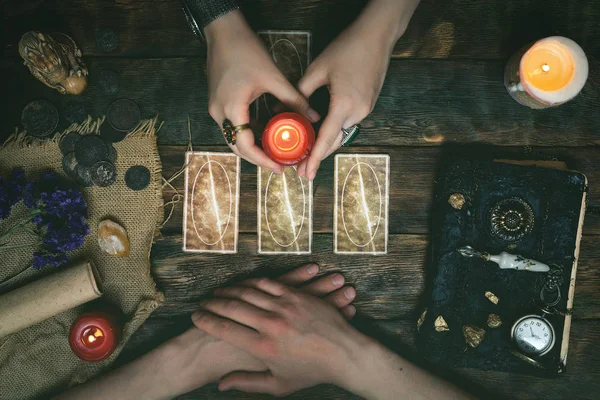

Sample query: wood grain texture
[3,0,600,60]
[3,57,599,147]
[158,145,600,235]
[149,233,600,320]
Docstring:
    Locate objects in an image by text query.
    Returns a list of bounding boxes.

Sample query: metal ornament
[511,313,556,357]
[489,197,535,242]
[19,32,88,95]
[341,124,359,146]
[540,264,564,307]
[457,246,550,272]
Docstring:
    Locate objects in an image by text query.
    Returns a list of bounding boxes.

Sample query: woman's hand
[192,275,367,396]
[297,0,420,180]
[205,11,320,173]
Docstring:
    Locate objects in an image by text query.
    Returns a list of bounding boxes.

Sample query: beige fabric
[0,117,164,399]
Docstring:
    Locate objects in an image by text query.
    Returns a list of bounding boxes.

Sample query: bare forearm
[56,340,179,400]
[57,328,265,400]
[344,340,475,400]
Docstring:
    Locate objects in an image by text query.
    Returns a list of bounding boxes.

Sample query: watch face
[512,316,555,356]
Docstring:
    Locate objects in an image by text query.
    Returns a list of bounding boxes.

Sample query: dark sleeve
[181,0,240,36]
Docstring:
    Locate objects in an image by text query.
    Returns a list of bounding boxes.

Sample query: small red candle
[262,112,315,166]
[69,311,121,362]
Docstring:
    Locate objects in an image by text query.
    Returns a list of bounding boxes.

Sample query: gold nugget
[463,325,486,348]
[487,313,502,328]
[485,291,499,305]
[448,193,466,210]
[417,309,427,331]
[434,315,449,332]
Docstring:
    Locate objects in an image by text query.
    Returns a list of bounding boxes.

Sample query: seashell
[434,315,449,332]
[485,291,499,305]
[417,308,427,332]
[463,325,486,348]
[448,193,466,210]
[487,313,502,328]
[98,219,130,257]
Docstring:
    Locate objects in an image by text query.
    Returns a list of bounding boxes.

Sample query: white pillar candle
[504,36,588,109]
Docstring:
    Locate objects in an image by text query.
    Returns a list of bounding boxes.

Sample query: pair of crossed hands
[173,263,372,397]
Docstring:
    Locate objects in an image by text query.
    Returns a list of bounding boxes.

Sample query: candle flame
[88,335,96,343]
[541,63,550,72]
[282,130,290,140]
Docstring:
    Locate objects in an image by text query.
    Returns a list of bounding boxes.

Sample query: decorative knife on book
[457,246,550,272]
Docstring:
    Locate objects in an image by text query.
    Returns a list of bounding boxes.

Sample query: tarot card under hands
[183,152,240,253]
[334,154,389,255]
[254,30,311,123]
[258,166,312,254]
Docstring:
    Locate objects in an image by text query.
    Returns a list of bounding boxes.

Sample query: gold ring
[222,119,251,146]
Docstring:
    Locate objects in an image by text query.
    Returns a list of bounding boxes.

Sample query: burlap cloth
[0,117,164,399]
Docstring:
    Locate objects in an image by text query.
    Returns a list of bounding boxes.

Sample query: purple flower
[32,252,69,270]
[0,169,27,219]
[1,169,90,272]
[42,218,89,253]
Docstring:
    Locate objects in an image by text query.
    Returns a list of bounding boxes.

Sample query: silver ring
[341,124,359,146]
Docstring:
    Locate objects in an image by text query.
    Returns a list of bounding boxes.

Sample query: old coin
[125,165,150,191]
[106,144,117,163]
[100,122,127,143]
[95,28,119,52]
[64,101,87,125]
[59,132,82,155]
[75,135,109,166]
[107,98,141,132]
[21,99,59,138]
[62,152,78,179]
[90,161,117,187]
[97,69,119,95]
[75,165,94,187]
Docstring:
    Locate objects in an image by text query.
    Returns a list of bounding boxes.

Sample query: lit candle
[505,36,588,109]
[262,112,315,166]
[69,311,121,362]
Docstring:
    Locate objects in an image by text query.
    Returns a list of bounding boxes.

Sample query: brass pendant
[489,197,534,242]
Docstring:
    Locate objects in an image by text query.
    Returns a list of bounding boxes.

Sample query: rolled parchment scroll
[0,261,102,338]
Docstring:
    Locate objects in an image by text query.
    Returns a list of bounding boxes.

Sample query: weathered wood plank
[3,0,600,60]
[3,57,599,147]
[149,233,600,320]
[118,314,600,400]
[157,146,600,235]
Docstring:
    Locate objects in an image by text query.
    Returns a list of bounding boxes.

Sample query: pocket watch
[511,313,556,356]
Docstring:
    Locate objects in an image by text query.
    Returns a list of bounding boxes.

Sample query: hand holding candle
[505,36,588,108]
[262,112,315,166]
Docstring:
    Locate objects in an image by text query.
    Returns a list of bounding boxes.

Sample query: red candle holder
[262,112,315,166]
[69,311,121,362]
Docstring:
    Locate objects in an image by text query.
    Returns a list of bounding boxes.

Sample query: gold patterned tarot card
[254,30,311,123]
[334,154,389,255]
[183,152,240,253]
[258,166,312,254]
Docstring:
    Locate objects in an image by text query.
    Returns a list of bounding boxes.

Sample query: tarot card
[254,30,311,123]
[258,166,312,254]
[183,152,240,253]
[334,154,389,254]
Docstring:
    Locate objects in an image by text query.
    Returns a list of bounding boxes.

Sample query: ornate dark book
[417,159,588,376]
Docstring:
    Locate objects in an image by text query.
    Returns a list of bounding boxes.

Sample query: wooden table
[2,1,600,398]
